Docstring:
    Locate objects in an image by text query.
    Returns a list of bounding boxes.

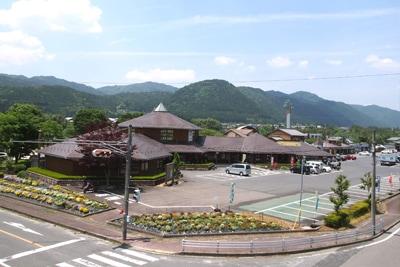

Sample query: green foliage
[258,124,275,136]
[0,172,3,178]
[360,172,373,202]
[73,108,108,134]
[0,104,44,162]
[62,122,76,138]
[191,118,222,131]
[133,172,166,181]
[324,211,350,229]
[28,167,86,180]
[342,200,370,219]
[17,170,28,178]
[199,128,223,136]
[39,119,63,140]
[117,111,144,123]
[329,175,350,212]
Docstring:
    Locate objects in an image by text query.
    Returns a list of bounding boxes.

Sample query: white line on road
[3,221,43,236]
[56,263,75,267]
[264,209,318,222]
[102,251,147,265]
[0,237,85,263]
[72,258,102,267]
[88,254,131,267]
[117,248,159,262]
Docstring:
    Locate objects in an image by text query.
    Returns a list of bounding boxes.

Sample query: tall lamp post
[298,156,305,225]
[371,131,377,235]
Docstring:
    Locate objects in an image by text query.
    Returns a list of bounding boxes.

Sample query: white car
[358,151,371,156]
[0,152,7,158]
[320,164,332,173]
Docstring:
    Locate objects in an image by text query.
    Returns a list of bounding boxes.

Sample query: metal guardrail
[182,219,384,254]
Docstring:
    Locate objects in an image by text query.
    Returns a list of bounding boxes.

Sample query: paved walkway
[1,187,400,256]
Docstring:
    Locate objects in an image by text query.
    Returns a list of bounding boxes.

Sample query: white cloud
[326,59,343,65]
[214,56,236,65]
[365,54,400,70]
[175,8,399,26]
[298,60,309,68]
[125,68,196,83]
[0,0,102,33]
[0,31,54,65]
[267,56,293,68]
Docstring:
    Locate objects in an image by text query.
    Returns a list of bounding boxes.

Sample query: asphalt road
[0,209,161,267]
[2,207,400,267]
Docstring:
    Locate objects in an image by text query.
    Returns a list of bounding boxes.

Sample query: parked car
[345,154,357,160]
[319,163,332,173]
[327,159,341,170]
[358,151,371,156]
[290,165,311,175]
[305,161,322,174]
[225,163,251,176]
[379,154,397,166]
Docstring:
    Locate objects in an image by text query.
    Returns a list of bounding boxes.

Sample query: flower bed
[121,212,287,236]
[0,176,110,216]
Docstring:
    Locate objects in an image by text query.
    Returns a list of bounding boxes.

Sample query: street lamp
[371,131,377,235]
[122,125,133,240]
[298,156,306,226]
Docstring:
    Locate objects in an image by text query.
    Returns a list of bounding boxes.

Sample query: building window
[188,130,194,142]
[157,159,163,169]
[161,129,174,142]
[141,161,148,171]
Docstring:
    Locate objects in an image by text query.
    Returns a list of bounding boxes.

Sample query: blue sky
[0,0,399,110]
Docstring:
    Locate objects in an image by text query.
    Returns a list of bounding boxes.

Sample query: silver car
[225,163,251,176]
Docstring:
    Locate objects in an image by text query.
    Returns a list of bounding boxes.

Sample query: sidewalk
[1,191,400,256]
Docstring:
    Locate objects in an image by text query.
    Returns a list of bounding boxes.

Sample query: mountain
[97,82,177,95]
[0,85,170,115]
[0,74,100,95]
[1,76,400,127]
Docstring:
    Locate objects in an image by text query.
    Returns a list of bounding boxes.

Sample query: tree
[74,108,109,134]
[191,118,222,131]
[360,172,373,204]
[329,175,350,212]
[171,152,182,185]
[39,119,64,141]
[77,125,131,186]
[0,104,44,163]
[117,111,144,124]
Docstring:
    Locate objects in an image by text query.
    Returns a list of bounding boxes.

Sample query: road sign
[229,182,236,204]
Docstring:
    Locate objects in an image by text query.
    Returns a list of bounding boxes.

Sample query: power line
[80,72,400,86]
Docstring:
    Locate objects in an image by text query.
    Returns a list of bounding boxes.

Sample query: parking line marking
[282,205,326,216]
[265,209,318,221]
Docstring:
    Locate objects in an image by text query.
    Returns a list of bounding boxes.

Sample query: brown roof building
[38,103,331,182]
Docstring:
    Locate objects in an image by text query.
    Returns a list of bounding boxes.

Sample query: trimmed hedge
[181,162,215,170]
[28,167,86,180]
[133,172,166,181]
[324,211,350,229]
[342,200,370,219]
[325,200,370,229]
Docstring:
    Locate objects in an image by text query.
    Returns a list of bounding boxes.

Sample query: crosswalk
[56,248,158,267]
[253,175,400,224]
[94,193,135,206]
[195,169,284,181]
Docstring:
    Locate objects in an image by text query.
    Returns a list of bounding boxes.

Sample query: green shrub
[14,164,27,173]
[181,162,215,170]
[17,170,28,178]
[28,167,86,180]
[324,211,350,229]
[133,172,166,181]
[0,172,3,178]
[342,200,370,219]
[17,159,31,168]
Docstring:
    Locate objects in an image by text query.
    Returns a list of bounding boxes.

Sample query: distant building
[387,137,400,151]
[224,125,258,138]
[321,137,354,155]
[268,128,307,142]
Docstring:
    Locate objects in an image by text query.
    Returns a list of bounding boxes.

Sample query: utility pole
[298,156,305,225]
[371,130,376,235]
[122,125,133,240]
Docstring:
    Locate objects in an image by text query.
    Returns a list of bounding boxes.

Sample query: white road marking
[356,224,400,249]
[56,263,76,267]
[264,209,318,222]
[101,251,146,265]
[117,248,159,262]
[300,203,333,212]
[105,196,121,201]
[87,254,131,267]
[3,221,43,236]
[283,205,326,216]
[94,193,110,197]
[72,258,102,267]
[114,202,121,205]
[0,238,85,263]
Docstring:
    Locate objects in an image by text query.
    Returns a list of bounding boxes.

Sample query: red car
[345,154,357,160]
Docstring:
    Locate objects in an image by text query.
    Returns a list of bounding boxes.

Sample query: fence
[182,219,384,255]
